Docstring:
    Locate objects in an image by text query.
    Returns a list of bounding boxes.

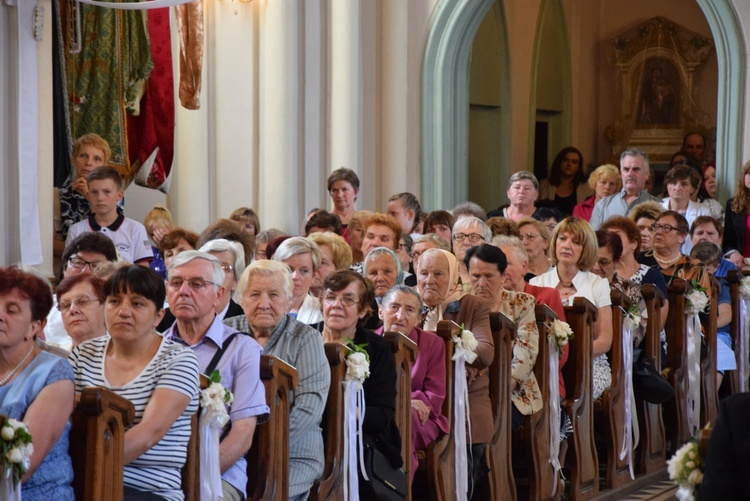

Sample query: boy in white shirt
[66,167,152,266]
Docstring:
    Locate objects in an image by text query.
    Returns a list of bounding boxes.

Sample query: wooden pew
[726,269,749,395]
[247,355,299,501]
[70,387,135,501]
[383,330,419,498]
[597,289,633,489]
[699,276,720,427]
[562,297,599,501]
[523,305,562,501]
[663,278,691,455]
[636,284,667,474]
[420,320,460,501]
[481,311,518,500]
[182,374,210,501]
[309,343,347,501]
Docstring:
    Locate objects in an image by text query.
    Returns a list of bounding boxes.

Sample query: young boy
[65,167,152,265]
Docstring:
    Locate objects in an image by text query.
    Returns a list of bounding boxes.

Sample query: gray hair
[236,259,294,300]
[413,233,451,252]
[620,147,650,169]
[381,284,424,311]
[199,238,245,282]
[168,250,225,286]
[255,229,285,245]
[273,237,323,272]
[451,201,487,221]
[453,216,492,243]
[363,247,405,286]
[492,235,528,264]
[507,171,540,191]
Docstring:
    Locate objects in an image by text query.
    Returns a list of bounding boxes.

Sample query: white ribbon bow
[452,345,473,501]
[620,313,637,479]
[547,334,562,495]
[342,380,367,500]
[685,311,702,435]
[198,408,225,501]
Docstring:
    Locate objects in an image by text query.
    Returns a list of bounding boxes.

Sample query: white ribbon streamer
[74,0,196,10]
[198,408,224,501]
[452,348,471,501]
[342,380,367,500]
[685,312,702,435]
[619,314,636,479]
[0,467,20,501]
[740,296,750,392]
[547,334,562,495]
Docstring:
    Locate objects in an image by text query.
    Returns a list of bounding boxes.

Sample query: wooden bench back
[600,289,633,489]
[700,276,720,427]
[70,387,135,501]
[247,355,299,501]
[726,269,749,395]
[309,343,347,501]
[637,284,666,473]
[522,305,561,501]
[483,311,517,500]
[562,297,599,500]
[383,330,418,497]
[182,373,210,501]
[664,278,690,453]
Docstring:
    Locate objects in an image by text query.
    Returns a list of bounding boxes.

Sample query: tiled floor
[620,478,678,500]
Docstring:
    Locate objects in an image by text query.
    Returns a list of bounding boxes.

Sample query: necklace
[654,252,682,268]
[0,345,35,386]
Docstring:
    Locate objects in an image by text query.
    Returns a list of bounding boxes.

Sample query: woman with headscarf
[416,248,493,491]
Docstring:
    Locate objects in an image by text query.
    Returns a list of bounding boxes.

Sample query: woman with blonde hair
[307,232,353,296]
[530,217,613,399]
[723,159,750,267]
[144,205,173,279]
[573,164,621,222]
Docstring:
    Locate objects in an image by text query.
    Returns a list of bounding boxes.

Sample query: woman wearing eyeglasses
[637,211,711,291]
[517,217,553,279]
[317,271,402,498]
[69,265,200,501]
[451,217,492,292]
[56,274,107,350]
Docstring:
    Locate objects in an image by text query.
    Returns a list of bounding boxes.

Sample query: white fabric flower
[740,276,750,298]
[6,448,22,464]
[0,426,14,441]
[200,382,232,426]
[345,351,370,384]
[686,290,709,314]
[454,329,479,363]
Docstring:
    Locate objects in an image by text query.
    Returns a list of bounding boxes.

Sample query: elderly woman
[417,248,493,488]
[307,231,353,296]
[159,228,199,270]
[272,237,323,325]
[69,265,199,501]
[600,217,669,338]
[573,164,621,222]
[530,217,613,400]
[411,233,451,269]
[56,274,107,349]
[376,285,448,480]
[198,239,246,322]
[254,229,285,261]
[0,267,75,499]
[639,211,712,292]
[629,201,664,254]
[318,271,401,498]
[661,165,710,254]
[465,244,541,427]
[539,147,593,216]
[237,260,329,500]
[518,217,552,279]
[423,210,455,245]
[452,216,492,292]
[364,247,404,300]
[502,171,539,222]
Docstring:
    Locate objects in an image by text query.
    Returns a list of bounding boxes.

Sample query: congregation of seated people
[3,133,746,500]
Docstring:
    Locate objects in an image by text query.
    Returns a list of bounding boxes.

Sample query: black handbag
[633,348,675,404]
[361,441,407,501]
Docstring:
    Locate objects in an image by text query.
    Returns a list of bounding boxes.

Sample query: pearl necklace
[0,345,35,387]
[654,252,682,268]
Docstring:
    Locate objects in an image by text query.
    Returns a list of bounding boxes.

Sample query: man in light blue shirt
[590,147,659,230]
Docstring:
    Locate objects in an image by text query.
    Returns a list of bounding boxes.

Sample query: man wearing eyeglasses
[44,233,118,350]
[590,147,659,230]
[162,250,269,501]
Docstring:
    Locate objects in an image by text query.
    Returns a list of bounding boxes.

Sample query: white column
[259,0,302,234]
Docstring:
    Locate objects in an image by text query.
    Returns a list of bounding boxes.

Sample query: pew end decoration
[546,318,572,493]
[667,424,710,501]
[685,280,709,435]
[199,370,234,501]
[342,339,370,499]
[549,319,573,355]
[452,324,478,500]
[0,417,33,499]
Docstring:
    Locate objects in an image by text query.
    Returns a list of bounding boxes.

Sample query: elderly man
[683,132,708,164]
[162,251,269,501]
[590,147,659,230]
[236,260,330,501]
[465,244,541,427]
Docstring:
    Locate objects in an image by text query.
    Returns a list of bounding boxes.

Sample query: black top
[722,197,747,257]
[555,192,578,216]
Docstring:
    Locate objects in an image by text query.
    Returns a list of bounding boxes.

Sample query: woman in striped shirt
[69,265,200,501]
